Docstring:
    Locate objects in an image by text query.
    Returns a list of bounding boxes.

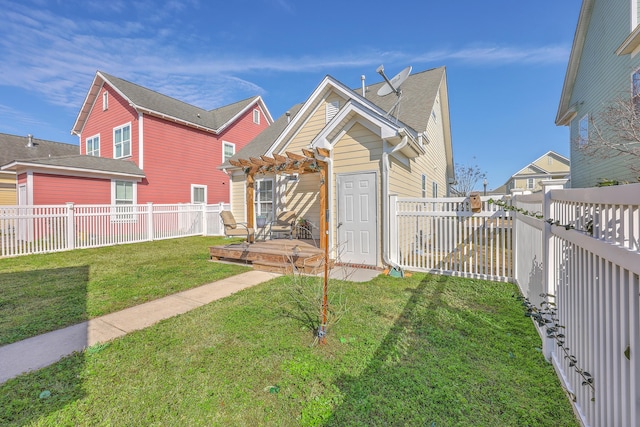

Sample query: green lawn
[0,236,250,345]
[0,268,579,426]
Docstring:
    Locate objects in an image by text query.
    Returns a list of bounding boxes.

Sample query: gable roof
[226,66,450,171]
[72,71,273,135]
[556,0,595,125]
[511,150,570,178]
[363,66,446,133]
[0,132,78,168]
[2,155,145,179]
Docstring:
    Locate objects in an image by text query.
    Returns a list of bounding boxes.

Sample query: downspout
[382,129,408,274]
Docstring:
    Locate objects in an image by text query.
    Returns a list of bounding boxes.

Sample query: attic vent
[326,100,339,123]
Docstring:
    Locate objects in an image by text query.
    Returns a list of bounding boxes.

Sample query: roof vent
[26,134,34,148]
[286,111,291,123]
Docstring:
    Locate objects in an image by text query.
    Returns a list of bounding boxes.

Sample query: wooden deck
[209,239,330,274]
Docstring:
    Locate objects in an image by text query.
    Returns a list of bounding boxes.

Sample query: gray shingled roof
[362,66,445,134]
[223,67,445,169]
[98,72,259,132]
[4,154,145,177]
[223,104,304,168]
[0,133,79,167]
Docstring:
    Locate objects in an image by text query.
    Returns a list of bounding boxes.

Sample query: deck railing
[0,202,229,257]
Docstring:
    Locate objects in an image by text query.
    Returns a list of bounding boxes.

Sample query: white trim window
[432,181,439,198]
[103,91,108,111]
[114,123,131,158]
[632,67,640,112]
[421,174,427,198]
[253,108,261,124]
[527,178,535,189]
[223,141,235,163]
[192,184,207,204]
[112,180,136,221]
[578,114,589,146]
[113,180,135,205]
[86,134,100,157]
[254,179,274,221]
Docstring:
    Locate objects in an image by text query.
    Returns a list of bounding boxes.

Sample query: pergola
[229,147,332,342]
[228,147,330,252]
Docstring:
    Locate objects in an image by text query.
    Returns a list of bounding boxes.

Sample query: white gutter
[382,128,408,272]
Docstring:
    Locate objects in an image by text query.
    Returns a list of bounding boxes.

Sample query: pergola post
[246,173,255,228]
[230,149,331,344]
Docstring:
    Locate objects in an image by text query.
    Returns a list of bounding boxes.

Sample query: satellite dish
[376,65,412,96]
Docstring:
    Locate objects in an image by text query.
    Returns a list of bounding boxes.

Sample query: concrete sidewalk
[0,269,280,384]
[0,266,381,384]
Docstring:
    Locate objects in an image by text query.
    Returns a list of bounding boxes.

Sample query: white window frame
[578,114,589,146]
[632,67,640,111]
[527,178,535,189]
[191,184,207,204]
[103,91,108,111]
[432,181,439,198]
[421,174,427,198]
[86,134,100,157]
[254,178,274,222]
[111,180,137,222]
[222,141,235,163]
[114,123,132,158]
[253,108,261,124]
[326,100,340,123]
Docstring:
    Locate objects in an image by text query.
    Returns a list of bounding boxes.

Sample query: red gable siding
[62,76,270,205]
[32,173,110,205]
[81,84,139,162]
[138,101,269,204]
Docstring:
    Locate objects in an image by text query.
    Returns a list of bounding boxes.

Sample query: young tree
[452,161,486,196]
[579,94,640,183]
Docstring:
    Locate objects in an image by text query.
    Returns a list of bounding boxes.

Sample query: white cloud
[0,1,570,114]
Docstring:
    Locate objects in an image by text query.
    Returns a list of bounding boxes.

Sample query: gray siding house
[556,0,640,187]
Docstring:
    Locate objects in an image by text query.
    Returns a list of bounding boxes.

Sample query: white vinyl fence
[512,181,640,427]
[389,194,512,281]
[0,202,229,257]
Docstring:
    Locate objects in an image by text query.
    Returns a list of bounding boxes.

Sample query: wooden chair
[220,210,255,243]
[269,211,297,239]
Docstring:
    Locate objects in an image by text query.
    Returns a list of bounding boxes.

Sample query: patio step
[252,260,294,275]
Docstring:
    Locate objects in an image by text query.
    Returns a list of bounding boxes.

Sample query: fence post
[389,195,398,264]
[541,179,568,360]
[147,203,154,241]
[219,202,225,236]
[66,202,75,250]
[202,204,208,236]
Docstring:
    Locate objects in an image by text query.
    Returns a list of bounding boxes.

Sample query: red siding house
[2,71,272,205]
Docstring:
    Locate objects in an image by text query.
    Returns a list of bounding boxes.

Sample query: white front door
[337,172,377,266]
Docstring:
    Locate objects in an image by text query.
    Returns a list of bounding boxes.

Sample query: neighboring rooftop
[0,133,78,168]
[72,71,272,135]
[2,155,145,178]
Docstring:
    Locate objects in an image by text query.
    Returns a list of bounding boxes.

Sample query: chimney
[361,75,366,97]
[26,134,34,148]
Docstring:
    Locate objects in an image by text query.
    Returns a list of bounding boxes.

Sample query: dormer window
[103,91,108,111]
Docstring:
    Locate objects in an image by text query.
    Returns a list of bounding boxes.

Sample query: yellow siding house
[221,67,455,268]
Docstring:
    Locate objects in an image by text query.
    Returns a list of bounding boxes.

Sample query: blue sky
[0,0,581,190]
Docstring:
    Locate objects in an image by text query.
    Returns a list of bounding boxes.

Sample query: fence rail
[511,181,640,427]
[0,202,229,257]
[390,195,512,281]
